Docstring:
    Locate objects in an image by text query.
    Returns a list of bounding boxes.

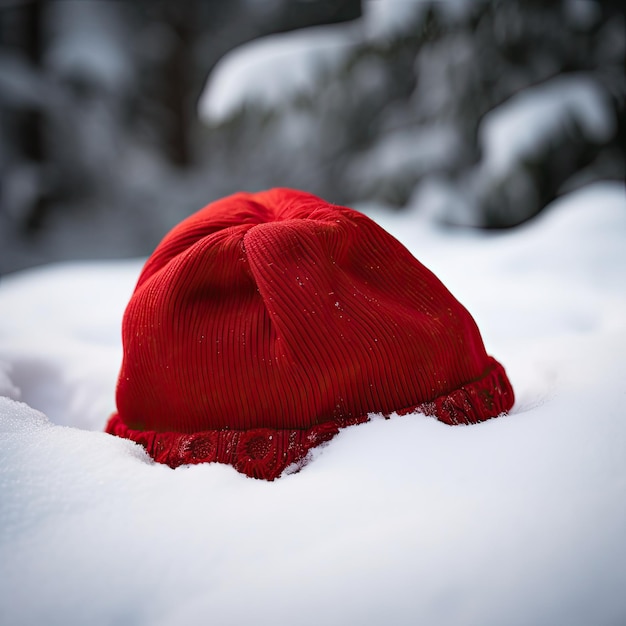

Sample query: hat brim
[105,357,513,480]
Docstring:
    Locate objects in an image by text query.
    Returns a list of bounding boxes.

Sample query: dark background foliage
[0,0,623,274]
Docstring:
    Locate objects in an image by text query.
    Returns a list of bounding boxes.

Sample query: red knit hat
[106,188,514,479]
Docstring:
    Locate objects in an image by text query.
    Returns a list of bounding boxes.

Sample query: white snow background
[0,180,625,626]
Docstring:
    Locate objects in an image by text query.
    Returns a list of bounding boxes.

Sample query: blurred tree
[0,0,622,270]
[0,0,46,232]
[0,0,362,272]
[198,0,624,227]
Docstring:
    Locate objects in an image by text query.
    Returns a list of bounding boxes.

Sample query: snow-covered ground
[1,182,625,626]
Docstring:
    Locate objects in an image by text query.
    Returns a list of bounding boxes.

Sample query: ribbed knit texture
[106,188,514,479]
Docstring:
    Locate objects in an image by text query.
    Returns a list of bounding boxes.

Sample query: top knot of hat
[106,188,514,479]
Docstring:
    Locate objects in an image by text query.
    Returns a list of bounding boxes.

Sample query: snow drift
[0,182,625,626]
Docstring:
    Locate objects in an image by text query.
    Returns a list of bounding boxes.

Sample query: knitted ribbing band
[107,357,512,479]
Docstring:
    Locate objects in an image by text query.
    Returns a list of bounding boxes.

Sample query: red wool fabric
[106,188,514,479]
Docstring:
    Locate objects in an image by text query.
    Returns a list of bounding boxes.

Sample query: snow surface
[1,182,625,626]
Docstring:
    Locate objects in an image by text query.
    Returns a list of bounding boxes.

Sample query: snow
[479,73,616,178]
[348,125,462,185]
[1,182,625,626]
[365,0,477,40]
[197,1,487,125]
[363,0,429,41]
[198,0,451,125]
[198,23,360,124]
[0,361,20,401]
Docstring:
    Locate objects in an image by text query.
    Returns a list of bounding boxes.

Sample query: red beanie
[106,188,514,479]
